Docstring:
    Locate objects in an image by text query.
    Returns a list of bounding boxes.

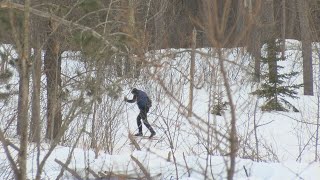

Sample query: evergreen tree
[252,40,302,112]
[0,49,15,102]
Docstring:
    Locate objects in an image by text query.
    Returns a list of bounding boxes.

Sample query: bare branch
[128,133,141,150]
[0,1,122,53]
[0,130,19,175]
[54,159,82,180]
[130,155,151,180]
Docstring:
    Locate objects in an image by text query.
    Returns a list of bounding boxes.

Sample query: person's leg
[135,113,143,136]
[140,107,155,135]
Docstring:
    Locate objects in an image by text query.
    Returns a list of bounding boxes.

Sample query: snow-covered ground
[1,41,320,179]
[2,145,318,179]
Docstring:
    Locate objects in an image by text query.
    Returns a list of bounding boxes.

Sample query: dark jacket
[126,90,152,110]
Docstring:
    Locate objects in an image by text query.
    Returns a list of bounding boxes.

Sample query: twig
[0,130,19,176]
[183,152,191,177]
[54,159,82,180]
[86,167,100,179]
[0,1,121,52]
[256,120,274,128]
[98,171,110,179]
[243,165,249,177]
[128,133,141,150]
[130,155,151,180]
[99,171,139,180]
[6,140,19,151]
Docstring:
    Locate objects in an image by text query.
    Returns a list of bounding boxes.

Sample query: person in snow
[124,88,156,138]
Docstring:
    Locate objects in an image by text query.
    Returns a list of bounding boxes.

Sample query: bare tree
[30,24,42,143]
[314,44,320,161]
[2,0,320,179]
[188,28,196,117]
[16,0,31,179]
[297,0,314,96]
[201,0,248,178]
[44,18,62,140]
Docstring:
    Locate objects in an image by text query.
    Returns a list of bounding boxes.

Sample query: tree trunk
[252,24,261,82]
[115,56,123,77]
[281,0,286,61]
[218,49,238,180]
[91,102,98,157]
[119,0,135,78]
[153,0,167,49]
[316,46,320,161]
[134,55,142,78]
[17,0,31,179]
[128,0,137,78]
[188,28,196,117]
[261,0,275,40]
[124,55,131,77]
[30,34,41,143]
[267,40,278,84]
[262,0,278,84]
[287,0,297,38]
[44,20,62,140]
[247,1,261,82]
[297,0,314,95]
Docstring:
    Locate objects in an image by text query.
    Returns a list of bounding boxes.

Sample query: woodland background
[0,0,320,179]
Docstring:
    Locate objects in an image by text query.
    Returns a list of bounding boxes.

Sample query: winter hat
[131,88,138,94]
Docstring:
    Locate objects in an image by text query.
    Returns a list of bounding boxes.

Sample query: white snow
[1,41,320,179]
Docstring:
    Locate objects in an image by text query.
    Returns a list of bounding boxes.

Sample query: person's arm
[124,94,137,103]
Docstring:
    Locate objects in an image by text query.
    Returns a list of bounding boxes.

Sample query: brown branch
[99,171,142,179]
[218,50,238,180]
[0,1,122,53]
[36,96,90,179]
[86,168,100,179]
[0,130,19,176]
[130,155,151,180]
[54,159,82,180]
[6,140,20,151]
[128,133,141,150]
[183,152,191,177]
[55,128,85,180]
[98,171,111,179]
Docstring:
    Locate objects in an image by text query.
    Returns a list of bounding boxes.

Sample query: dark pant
[137,107,155,134]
